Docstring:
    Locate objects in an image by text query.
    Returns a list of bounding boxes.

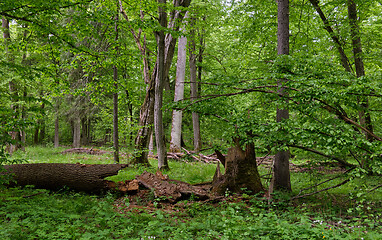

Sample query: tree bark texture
[189,22,201,152]
[113,66,119,163]
[273,0,292,192]
[211,144,264,195]
[73,116,81,148]
[148,131,154,156]
[155,0,169,170]
[1,163,128,193]
[170,20,187,153]
[54,100,60,148]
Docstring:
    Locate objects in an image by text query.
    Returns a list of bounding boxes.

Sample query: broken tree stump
[211,144,264,195]
[1,163,128,193]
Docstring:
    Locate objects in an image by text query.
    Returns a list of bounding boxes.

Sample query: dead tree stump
[1,163,128,193]
[211,144,264,195]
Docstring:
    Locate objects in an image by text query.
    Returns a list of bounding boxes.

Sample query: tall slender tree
[170,13,188,153]
[155,0,169,170]
[189,16,201,152]
[113,4,120,163]
[272,0,291,192]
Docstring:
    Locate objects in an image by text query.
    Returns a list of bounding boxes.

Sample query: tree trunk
[170,18,187,153]
[272,0,291,192]
[2,163,128,193]
[133,70,155,165]
[211,144,264,195]
[54,101,60,148]
[155,0,169,170]
[73,116,81,148]
[189,20,201,152]
[148,131,154,156]
[113,67,119,163]
[347,0,373,168]
[81,118,89,146]
[113,9,120,163]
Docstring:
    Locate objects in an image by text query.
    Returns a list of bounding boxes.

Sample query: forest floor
[1,146,381,239]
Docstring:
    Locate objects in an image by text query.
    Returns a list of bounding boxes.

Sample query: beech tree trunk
[189,20,201,152]
[1,163,128,193]
[170,18,187,153]
[272,0,292,192]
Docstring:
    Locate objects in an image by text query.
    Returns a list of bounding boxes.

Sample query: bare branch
[292,179,350,200]
[287,144,355,167]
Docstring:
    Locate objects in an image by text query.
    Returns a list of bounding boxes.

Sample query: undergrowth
[0,146,381,239]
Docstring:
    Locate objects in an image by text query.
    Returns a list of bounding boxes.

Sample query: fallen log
[1,163,128,193]
[135,171,210,202]
[60,148,110,155]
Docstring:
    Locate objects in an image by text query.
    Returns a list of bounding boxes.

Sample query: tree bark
[347,0,373,167]
[2,163,128,193]
[148,131,154,156]
[113,8,120,163]
[272,0,292,192]
[155,0,169,170]
[54,100,60,148]
[211,144,264,195]
[73,116,81,148]
[189,19,201,152]
[170,15,188,153]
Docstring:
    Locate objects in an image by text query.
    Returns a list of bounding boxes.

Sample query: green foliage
[1,147,381,239]
[1,187,380,239]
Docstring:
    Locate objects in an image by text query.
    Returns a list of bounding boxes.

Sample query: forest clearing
[1,0,382,239]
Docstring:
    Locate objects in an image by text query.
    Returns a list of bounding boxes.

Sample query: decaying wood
[1,163,128,193]
[211,145,264,195]
[135,171,210,202]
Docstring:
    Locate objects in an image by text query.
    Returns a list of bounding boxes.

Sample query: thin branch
[204,53,227,73]
[292,179,350,200]
[295,167,354,196]
[366,184,382,194]
[287,144,355,167]
[308,0,354,74]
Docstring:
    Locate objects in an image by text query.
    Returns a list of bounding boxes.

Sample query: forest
[1,0,381,239]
